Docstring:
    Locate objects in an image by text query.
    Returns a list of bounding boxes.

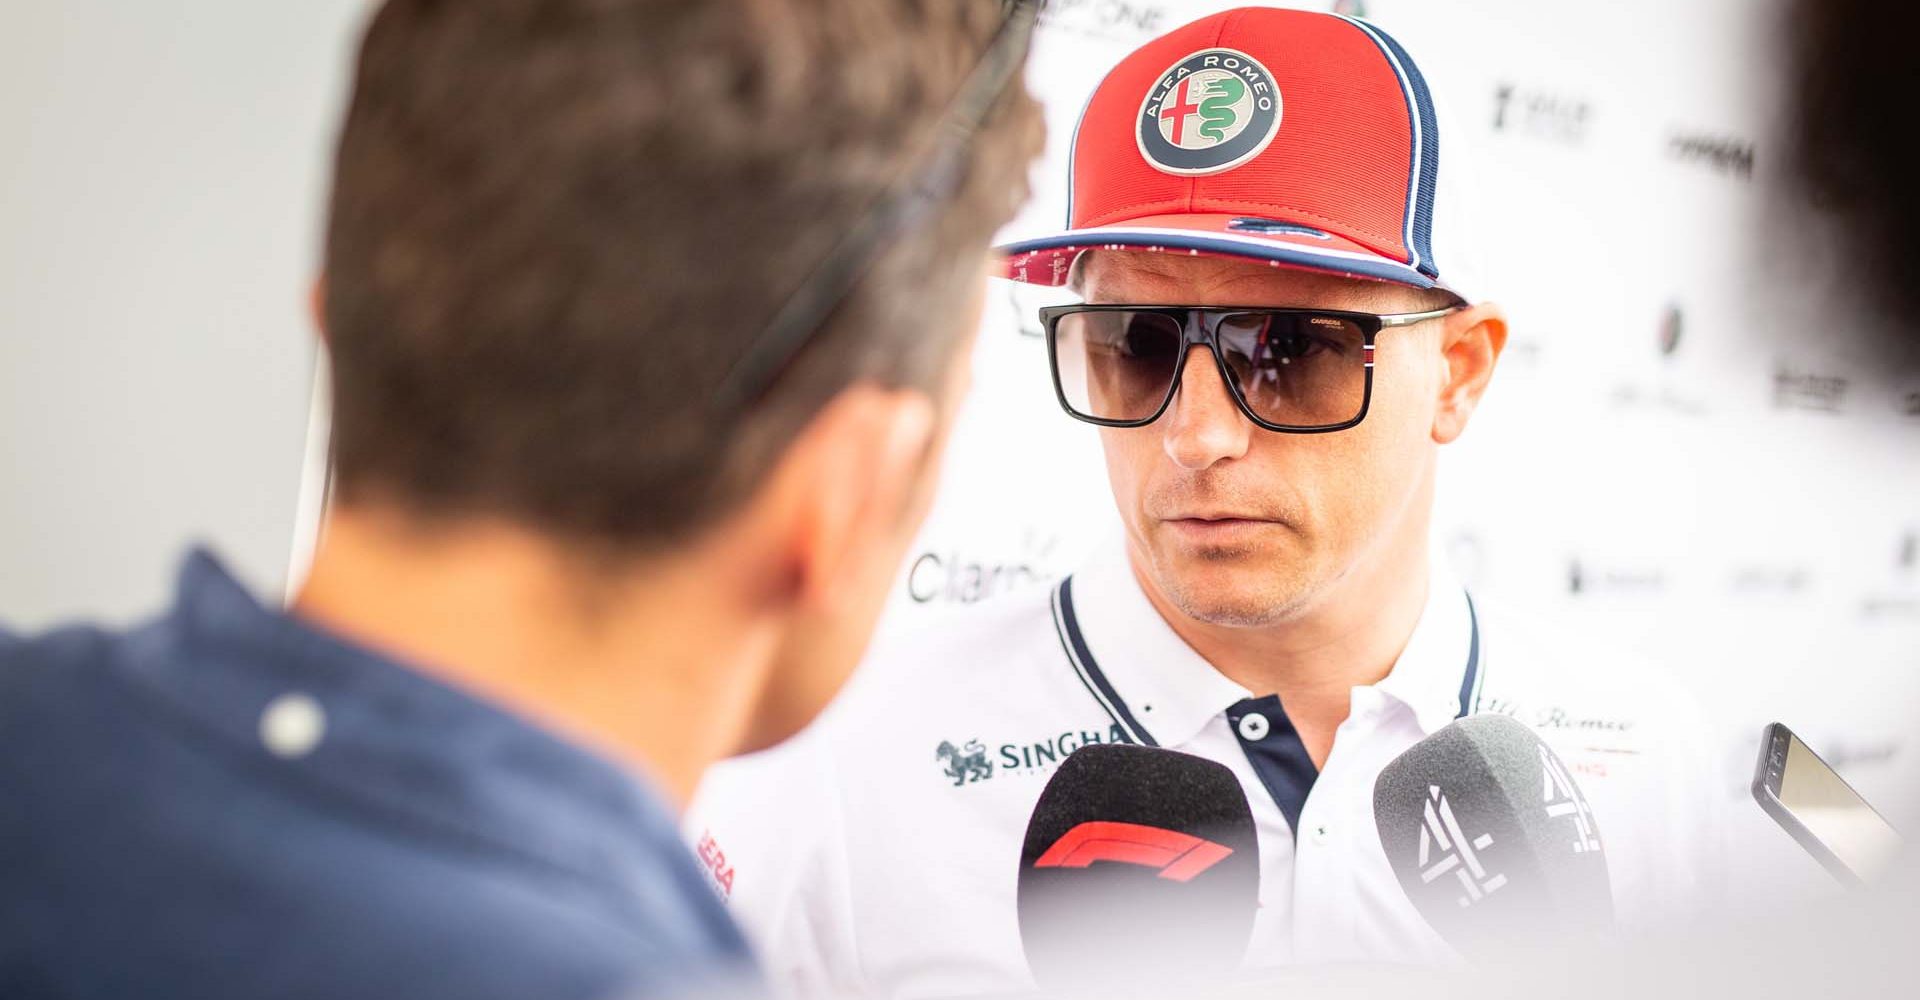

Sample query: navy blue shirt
[0,549,758,1000]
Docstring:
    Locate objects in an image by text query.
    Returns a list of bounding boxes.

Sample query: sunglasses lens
[1215,312,1368,428]
[1051,310,1184,423]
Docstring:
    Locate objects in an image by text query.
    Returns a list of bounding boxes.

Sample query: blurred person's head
[307,0,1042,772]
[1790,0,1920,360]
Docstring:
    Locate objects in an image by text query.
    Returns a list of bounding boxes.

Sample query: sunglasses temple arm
[1378,305,1468,328]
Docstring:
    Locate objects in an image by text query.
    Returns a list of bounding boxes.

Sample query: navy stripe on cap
[1371,25,1441,280]
[1336,16,1441,280]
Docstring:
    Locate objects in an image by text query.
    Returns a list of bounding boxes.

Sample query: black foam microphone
[1016,743,1259,990]
[1373,714,1614,962]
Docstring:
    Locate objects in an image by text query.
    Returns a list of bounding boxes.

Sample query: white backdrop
[0,0,364,629]
[874,0,1920,900]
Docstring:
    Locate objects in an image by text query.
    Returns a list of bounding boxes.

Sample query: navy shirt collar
[123,548,714,913]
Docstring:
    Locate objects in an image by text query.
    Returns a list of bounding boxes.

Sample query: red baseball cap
[1000,7,1479,301]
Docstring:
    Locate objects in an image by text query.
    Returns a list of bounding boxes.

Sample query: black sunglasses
[711,0,1042,413]
[1039,303,1462,433]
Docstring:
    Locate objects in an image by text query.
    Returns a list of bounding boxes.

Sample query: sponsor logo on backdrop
[1491,83,1592,144]
[1138,49,1283,176]
[934,725,1134,786]
[1037,0,1168,42]
[1823,739,1900,771]
[1501,338,1545,368]
[1863,594,1920,619]
[1772,362,1850,414]
[1610,301,1707,414]
[908,531,1063,605]
[1008,284,1047,339]
[1863,529,1920,619]
[1899,385,1920,419]
[1667,131,1756,180]
[1731,565,1813,596]
[1659,302,1684,357]
[1567,559,1667,597]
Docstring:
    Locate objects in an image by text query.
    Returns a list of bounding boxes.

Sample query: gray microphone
[1373,714,1613,961]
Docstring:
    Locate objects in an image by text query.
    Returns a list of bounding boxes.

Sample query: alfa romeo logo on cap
[1137,48,1282,176]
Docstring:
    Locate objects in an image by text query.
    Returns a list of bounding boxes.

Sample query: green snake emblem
[1195,75,1246,143]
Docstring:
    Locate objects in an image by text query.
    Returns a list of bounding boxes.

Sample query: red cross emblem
[1157,78,1204,145]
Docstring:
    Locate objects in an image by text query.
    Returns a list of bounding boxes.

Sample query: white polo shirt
[688,540,1726,999]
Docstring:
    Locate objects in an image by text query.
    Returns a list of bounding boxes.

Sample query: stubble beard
[1144,538,1320,629]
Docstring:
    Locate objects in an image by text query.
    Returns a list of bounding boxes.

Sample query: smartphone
[1752,722,1903,885]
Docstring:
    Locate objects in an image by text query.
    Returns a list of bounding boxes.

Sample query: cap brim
[996,213,1438,290]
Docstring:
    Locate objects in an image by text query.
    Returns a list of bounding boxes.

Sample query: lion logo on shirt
[935,739,994,786]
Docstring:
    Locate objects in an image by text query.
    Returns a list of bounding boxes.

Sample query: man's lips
[1161,514,1282,543]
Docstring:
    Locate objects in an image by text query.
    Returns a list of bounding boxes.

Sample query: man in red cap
[694,8,1724,996]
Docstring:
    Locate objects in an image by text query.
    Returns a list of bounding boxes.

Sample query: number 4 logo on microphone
[1418,786,1508,908]
[1541,747,1603,854]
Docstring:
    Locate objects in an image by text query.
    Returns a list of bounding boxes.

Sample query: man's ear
[1432,302,1508,445]
[769,383,941,611]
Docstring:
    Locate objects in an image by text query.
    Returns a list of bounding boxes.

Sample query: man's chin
[1148,546,1311,628]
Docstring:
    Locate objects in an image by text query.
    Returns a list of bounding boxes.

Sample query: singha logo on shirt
[936,740,994,786]
[935,726,1137,787]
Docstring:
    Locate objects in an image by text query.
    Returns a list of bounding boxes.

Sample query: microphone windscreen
[1373,714,1613,961]
[1016,743,1258,989]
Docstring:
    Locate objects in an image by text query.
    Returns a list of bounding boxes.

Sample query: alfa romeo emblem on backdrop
[1659,302,1684,357]
[1137,48,1282,176]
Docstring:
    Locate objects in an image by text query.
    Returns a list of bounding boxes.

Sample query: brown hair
[322,0,1043,549]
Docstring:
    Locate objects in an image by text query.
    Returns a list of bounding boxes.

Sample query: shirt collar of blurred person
[156,547,719,895]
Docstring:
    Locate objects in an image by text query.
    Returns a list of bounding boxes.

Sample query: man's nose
[1162,345,1252,470]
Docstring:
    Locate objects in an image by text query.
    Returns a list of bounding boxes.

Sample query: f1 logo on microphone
[1034,821,1234,883]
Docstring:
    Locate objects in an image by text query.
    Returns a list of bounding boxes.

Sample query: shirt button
[1237,712,1270,741]
[1311,823,1332,846]
[260,692,326,759]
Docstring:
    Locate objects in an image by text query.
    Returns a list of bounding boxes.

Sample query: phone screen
[1777,732,1902,880]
